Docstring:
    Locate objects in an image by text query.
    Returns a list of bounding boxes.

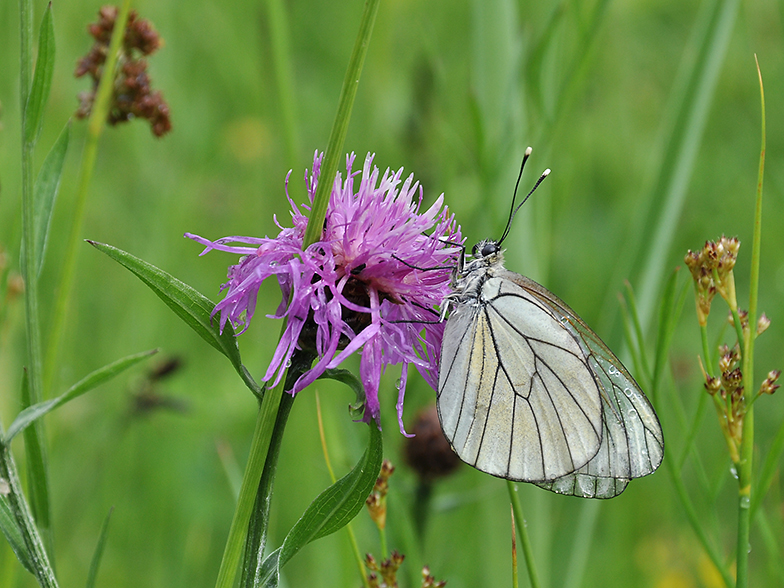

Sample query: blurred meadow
[2,0,784,586]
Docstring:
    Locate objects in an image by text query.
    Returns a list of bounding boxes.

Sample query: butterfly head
[463,239,504,275]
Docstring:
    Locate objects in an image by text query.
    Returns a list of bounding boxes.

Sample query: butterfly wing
[509,272,665,498]
[437,273,604,482]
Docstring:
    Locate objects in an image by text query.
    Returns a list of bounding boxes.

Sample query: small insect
[437,148,664,498]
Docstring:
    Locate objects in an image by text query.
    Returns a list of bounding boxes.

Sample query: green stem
[302,0,380,248]
[44,0,132,394]
[214,351,304,588]
[736,55,766,588]
[19,0,54,562]
[239,389,296,587]
[507,481,541,588]
[700,322,712,378]
[511,505,519,588]
[735,407,753,588]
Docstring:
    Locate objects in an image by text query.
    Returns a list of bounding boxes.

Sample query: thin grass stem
[315,391,369,588]
[507,481,541,588]
[735,54,766,588]
[44,0,133,394]
[511,505,518,588]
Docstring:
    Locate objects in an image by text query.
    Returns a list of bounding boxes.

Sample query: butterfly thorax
[441,239,505,316]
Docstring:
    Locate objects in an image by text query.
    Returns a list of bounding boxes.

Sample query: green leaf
[256,422,383,587]
[88,241,262,397]
[0,486,35,574]
[85,507,113,588]
[24,3,55,145]
[6,349,157,443]
[33,121,70,275]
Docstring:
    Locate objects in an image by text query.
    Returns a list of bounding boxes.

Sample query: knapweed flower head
[187,151,461,433]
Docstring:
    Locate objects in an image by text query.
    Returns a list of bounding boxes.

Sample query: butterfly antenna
[498,147,551,246]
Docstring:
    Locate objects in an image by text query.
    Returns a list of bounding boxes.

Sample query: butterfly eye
[481,242,498,257]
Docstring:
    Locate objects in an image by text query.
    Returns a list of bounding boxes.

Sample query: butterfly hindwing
[509,272,665,497]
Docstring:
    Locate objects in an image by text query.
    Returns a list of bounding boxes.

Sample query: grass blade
[6,349,157,444]
[33,122,70,275]
[85,508,113,588]
[24,2,55,145]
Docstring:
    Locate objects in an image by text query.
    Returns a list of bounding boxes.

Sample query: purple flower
[186,151,462,433]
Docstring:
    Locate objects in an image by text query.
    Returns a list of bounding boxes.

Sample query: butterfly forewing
[438,275,605,482]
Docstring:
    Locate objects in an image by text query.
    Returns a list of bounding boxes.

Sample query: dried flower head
[685,236,740,325]
[366,551,406,588]
[75,6,171,137]
[366,459,395,529]
[187,152,462,431]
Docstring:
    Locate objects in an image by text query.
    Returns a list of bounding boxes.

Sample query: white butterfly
[437,151,664,498]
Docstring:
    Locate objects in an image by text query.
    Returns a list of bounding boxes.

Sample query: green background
[1,0,783,586]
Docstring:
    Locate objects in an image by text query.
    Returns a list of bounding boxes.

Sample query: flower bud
[760,370,781,395]
[757,313,771,335]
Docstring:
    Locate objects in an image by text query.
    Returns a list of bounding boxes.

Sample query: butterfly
[436,148,664,498]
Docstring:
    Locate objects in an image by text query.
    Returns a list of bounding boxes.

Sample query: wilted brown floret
[404,405,461,482]
[75,6,171,137]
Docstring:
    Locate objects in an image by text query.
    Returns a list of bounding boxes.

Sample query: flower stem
[44,0,132,394]
[302,0,380,248]
[239,389,296,587]
[507,481,541,588]
[214,349,312,588]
